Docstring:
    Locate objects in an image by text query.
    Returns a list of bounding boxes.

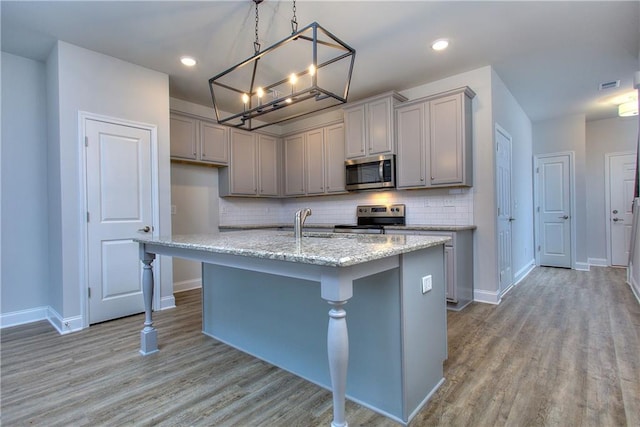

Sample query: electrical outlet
[171,205,177,215]
[421,275,432,294]
[443,198,455,207]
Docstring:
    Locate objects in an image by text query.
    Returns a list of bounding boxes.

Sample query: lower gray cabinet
[386,228,474,311]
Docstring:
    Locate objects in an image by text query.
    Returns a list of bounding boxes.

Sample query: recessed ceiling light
[431,39,449,51]
[180,56,197,67]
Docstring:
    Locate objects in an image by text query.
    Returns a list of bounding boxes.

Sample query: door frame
[605,150,636,266]
[78,111,161,329]
[495,123,513,296]
[534,151,576,269]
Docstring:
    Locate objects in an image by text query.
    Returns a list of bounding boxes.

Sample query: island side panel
[400,245,447,421]
[201,264,404,421]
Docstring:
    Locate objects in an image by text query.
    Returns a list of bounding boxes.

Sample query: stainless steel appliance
[345,154,396,191]
[334,204,405,234]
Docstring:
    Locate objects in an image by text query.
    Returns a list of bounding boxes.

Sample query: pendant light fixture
[209,0,356,131]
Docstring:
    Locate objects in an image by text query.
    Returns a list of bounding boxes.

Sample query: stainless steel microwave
[345,154,396,191]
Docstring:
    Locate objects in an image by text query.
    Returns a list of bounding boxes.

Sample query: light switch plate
[422,275,432,294]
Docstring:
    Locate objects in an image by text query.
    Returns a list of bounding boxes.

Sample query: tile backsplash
[219,188,474,226]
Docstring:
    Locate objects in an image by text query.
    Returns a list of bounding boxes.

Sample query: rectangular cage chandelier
[209,0,356,131]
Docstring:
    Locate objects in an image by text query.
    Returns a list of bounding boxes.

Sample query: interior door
[537,154,572,268]
[609,153,636,266]
[86,119,152,324]
[496,126,513,291]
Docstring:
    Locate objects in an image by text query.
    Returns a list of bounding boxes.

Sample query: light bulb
[257,87,264,98]
[241,93,249,104]
[286,98,293,104]
[308,64,316,76]
[289,73,298,85]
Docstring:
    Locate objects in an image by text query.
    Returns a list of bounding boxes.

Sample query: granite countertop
[219,224,476,232]
[135,230,450,267]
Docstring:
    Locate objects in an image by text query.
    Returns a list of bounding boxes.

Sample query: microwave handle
[379,161,384,181]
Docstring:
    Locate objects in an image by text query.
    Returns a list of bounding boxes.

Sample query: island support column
[139,247,158,355]
[321,272,354,427]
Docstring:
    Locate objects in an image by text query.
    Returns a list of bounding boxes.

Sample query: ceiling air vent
[598,80,620,90]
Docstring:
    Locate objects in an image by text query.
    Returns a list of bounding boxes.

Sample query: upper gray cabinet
[170,112,228,165]
[396,87,475,189]
[284,123,347,197]
[343,92,407,159]
[219,128,280,197]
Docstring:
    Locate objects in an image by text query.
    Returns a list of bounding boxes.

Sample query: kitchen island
[135,230,449,426]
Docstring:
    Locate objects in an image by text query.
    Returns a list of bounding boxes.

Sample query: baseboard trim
[629,262,640,305]
[0,306,49,329]
[588,258,608,267]
[173,278,202,293]
[514,260,536,285]
[47,307,83,335]
[160,295,176,311]
[474,289,500,305]
[575,262,590,271]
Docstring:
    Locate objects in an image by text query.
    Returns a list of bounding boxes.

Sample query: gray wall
[585,116,638,263]
[170,163,220,290]
[533,114,588,267]
[41,41,173,327]
[491,68,535,283]
[1,52,50,313]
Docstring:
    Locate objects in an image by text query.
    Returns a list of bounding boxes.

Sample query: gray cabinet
[284,133,306,196]
[343,92,406,159]
[385,228,474,311]
[219,128,279,197]
[170,112,228,165]
[395,87,474,189]
[285,123,346,197]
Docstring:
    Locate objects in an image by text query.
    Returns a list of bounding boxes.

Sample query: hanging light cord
[254,0,261,54]
[291,0,298,34]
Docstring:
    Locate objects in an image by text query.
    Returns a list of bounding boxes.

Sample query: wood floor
[2,267,639,426]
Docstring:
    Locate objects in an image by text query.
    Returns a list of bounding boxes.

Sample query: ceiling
[2,1,639,123]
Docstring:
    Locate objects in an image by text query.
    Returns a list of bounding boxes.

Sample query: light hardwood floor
[2,267,639,426]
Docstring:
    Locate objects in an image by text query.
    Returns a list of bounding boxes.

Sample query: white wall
[586,117,638,264]
[491,69,535,284]
[171,162,220,291]
[46,41,172,329]
[1,53,50,320]
[533,114,588,268]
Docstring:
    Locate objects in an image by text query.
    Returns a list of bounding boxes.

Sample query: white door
[537,154,572,268]
[86,119,153,324]
[496,126,513,291]
[608,153,636,266]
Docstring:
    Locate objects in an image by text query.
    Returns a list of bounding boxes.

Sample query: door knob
[508,217,515,222]
[613,218,623,222]
[613,209,618,214]
[138,226,151,232]
[558,215,569,220]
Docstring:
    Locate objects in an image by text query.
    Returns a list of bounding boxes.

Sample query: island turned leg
[327,300,349,427]
[140,250,158,355]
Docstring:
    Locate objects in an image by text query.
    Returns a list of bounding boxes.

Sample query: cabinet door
[324,123,346,193]
[229,129,257,195]
[396,102,427,188]
[170,114,197,160]
[445,245,456,302]
[284,134,306,196]
[430,93,463,185]
[200,121,228,164]
[344,105,366,158]
[257,135,279,196]
[367,97,393,155]
[306,129,325,195]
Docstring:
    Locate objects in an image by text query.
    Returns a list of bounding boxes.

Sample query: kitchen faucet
[294,208,312,238]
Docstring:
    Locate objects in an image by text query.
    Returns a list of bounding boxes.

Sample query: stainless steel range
[334,204,405,234]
